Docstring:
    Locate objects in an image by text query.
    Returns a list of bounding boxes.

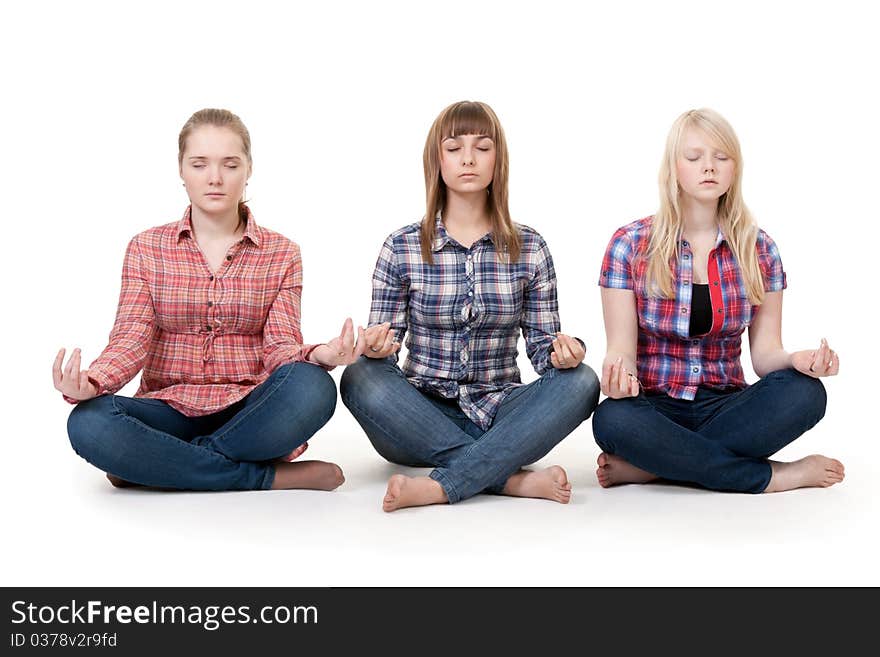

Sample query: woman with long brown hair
[341,101,599,511]
[55,108,361,491]
[592,108,843,493]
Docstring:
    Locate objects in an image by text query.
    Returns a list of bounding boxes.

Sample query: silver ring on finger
[370,346,381,352]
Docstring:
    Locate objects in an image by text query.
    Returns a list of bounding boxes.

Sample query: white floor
[7,380,877,588]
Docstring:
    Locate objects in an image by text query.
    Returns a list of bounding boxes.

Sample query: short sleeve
[599,227,635,290]
[756,230,787,292]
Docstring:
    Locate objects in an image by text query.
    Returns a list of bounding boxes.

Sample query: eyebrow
[187,155,244,161]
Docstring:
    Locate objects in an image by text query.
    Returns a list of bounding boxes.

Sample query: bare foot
[106,473,139,488]
[383,475,448,512]
[277,441,309,463]
[502,465,572,504]
[271,460,345,491]
[764,455,845,493]
[596,452,657,488]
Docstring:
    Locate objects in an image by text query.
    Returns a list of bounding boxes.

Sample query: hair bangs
[440,101,498,141]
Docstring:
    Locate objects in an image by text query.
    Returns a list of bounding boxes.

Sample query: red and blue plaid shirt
[369,217,561,430]
[599,216,786,400]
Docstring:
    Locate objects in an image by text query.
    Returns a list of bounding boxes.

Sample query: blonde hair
[421,101,520,264]
[646,108,765,304]
[178,108,252,221]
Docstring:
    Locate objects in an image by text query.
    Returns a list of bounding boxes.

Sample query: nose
[208,165,223,185]
[703,158,715,174]
[462,147,475,166]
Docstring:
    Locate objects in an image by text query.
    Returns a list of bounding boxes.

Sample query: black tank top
[689,283,712,337]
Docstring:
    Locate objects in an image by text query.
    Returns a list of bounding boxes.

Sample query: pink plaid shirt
[70,206,318,416]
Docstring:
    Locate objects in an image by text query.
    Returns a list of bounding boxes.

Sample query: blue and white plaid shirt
[368,216,561,429]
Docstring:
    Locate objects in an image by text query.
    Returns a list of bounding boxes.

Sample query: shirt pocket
[719,288,754,332]
[638,295,678,337]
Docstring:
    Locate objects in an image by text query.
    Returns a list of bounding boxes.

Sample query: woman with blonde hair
[592,108,843,493]
[56,108,362,491]
[341,100,599,511]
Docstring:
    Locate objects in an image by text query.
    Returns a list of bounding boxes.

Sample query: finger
[381,327,394,353]
[555,333,573,361]
[556,334,574,364]
[340,318,352,341]
[551,339,564,367]
[606,359,620,396]
[814,341,831,375]
[617,358,628,393]
[816,339,830,371]
[63,349,76,379]
[53,349,66,387]
[374,323,390,350]
[828,350,839,376]
[551,351,560,369]
[629,374,640,397]
[601,360,613,391]
[78,371,92,396]
[563,334,585,362]
[70,349,82,381]
[342,320,355,354]
[353,326,366,359]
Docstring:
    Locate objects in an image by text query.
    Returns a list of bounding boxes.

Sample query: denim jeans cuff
[260,464,276,491]
[429,469,460,504]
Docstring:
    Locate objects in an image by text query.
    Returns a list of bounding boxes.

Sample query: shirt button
[209,275,214,281]
[717,308,723,313]
[683,254,690,260]
[205,325,211,331]
[683,280,690,286]
[692,340,699,345]
[692,366,700,373]
[681,307,688,314]
[713,281,719,286]
[207,301,213,307]
[468,291,473,297]
[226,255,232,261]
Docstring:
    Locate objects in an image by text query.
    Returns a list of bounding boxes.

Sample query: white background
[2,0,877,586]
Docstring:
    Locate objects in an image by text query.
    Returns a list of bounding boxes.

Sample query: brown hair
[178,108,252,221]
[421,101,520,264]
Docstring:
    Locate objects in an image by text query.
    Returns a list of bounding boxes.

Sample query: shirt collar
[176,205,261,247]
[431,213,493,252]
[679,227,726,249]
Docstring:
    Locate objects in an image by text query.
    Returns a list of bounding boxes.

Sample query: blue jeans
[67,362,337,491]
[340,357,600,503]
[591,368,827,493]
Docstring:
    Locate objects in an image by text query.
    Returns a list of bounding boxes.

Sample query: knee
[769,369,827,423]
[67,396,115,463]
[571,364,601,414]
[591,397,637,452]
[549,364,601,420]
[284,363,338,421]
[340,356,393,411]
